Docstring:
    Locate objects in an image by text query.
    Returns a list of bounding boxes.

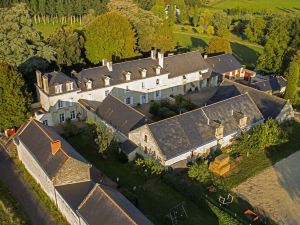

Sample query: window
[239,116,248,128]
[144,146,148,153]
[69,98,74,107]
[105,90,109,96]
[66,82,73,91]
[144,135,148,142]
[59,113,65,123]
[70,111,76,120]
[125,97,131,105]
[57,100,64,109]
[55,84,63,94]
[183,75,186,80]
[155,90,161,98]
[156,79,160,85]
[43,120,48,126]
[125,86,130,93]
[141,82,144,89]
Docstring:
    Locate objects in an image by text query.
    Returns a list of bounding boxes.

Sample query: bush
[188,162,212,185]
[135,158,163,177]
[63,118,78,137]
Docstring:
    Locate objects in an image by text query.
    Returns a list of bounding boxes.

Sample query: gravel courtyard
[233,151,300,225]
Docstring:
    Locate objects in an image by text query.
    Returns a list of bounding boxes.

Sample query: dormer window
[86,80,92,90]
[200,68,209,74]
[156,66,161,75]
[104,76,110,86]
[183,75,186,80]
[239,116,248,128]
[125,72,131,81]
[66,82,73,91]
[55,84,63,94]
[156,79,160,85]
[215,125,224,139]
[141,69,147,78]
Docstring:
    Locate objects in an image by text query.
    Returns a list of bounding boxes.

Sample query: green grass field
[67,129,219,225]
[0,181,30,225]
[209,0,300,13]
[174,30,263,68]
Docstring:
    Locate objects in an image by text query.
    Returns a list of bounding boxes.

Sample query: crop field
[209,0,300,13]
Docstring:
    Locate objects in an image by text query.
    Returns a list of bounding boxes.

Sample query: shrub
[188,162,212,185]
[135,158,163,177]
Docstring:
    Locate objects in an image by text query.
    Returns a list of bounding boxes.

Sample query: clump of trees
[284,54,300,104]
[206,37,232,54]
[0,62,32,130]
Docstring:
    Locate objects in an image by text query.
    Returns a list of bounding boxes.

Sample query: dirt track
[233,151,300,225]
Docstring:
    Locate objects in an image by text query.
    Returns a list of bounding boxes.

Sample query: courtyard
[234,150,300,225]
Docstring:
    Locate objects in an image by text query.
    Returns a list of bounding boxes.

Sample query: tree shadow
[230,42,259,69]
[190,36,207,49]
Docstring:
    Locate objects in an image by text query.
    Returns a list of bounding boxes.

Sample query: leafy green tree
[0,4,55,66]
[244,17,266,43]
[0,62,32,130]
[206,25,214,35]
[210,11,231,37]
[135,158,163,177]
[85,12,136,63]
[207,37,232,54]
[48,27,85,67]
[135,0,154,10]
[284,58,299,103]
[188,162,212,184]
[257,18,291,73]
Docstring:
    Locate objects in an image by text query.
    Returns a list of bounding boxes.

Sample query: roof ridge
[224,78,287,103]
[78,182,98,210]
[97,185,137,225]
[206,53,228,59]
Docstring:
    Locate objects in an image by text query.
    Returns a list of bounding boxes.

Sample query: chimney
[36,70,43,88]
[51,140,61,155]
[102,59,107,66]
[104,76,110,86]
[204,54,208,59]
[157,52,164,68]
[141,68,147,78]
[107,61,113,71]
[151,49,156,60]
[42,75,49,93]
[155,66,161,75]
[125,72,131,81]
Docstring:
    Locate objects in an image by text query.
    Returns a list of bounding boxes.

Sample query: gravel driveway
[233,151,300,225]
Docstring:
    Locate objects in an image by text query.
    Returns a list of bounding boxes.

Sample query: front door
[140,94,147,104]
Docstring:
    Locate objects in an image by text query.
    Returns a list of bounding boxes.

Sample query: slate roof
[205,54,242,74]
[249,76,287,92]
[44,71,79,95]
[78,184,154,225]
[119,140,138,155]
[209,78,289,119]
[96,94,148,136]
[164,51,213,79]
[148,94,263,160]
[17,119,88,178]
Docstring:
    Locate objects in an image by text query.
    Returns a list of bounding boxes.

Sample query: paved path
[0,144,56,225]
[234,151,300,225]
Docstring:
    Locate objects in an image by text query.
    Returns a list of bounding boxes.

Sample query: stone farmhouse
[34,50,220,126]
[13,119,154,225]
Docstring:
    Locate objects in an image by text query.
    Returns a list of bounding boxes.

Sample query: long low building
[14,119,153,225]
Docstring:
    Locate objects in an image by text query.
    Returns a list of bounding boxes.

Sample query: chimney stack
[42,75,49,93]
[157,52,164,68]
[107,61,113,71]
[204,54,208,59]
[102,59,107,66]
[151,49,156,60]
[36,70,43,88]
[51,140,61,155]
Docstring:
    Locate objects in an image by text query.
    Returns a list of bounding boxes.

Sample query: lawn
[66,129,219,225]
[209,0,300,13]
[0,181,30,225]
[173,27,263,68]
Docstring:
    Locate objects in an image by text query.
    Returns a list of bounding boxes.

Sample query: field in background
[209,0,300,13]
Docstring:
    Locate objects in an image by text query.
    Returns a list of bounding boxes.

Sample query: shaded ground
[234,151,300,225]
[185,87,218,107]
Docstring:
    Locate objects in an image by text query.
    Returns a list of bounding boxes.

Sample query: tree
[135,158,163,177]
[0,4,55,66]
[188,162,212,184]
[85,12,136,63]
[257,18,291,73]
[135,0,154,10]
[0,62,32,130]
[284,58,299,103]
[48,27,85,67]
[207,37,232,54]
[210,11,231,37]
[244,17,266,43]
[206,25,214,35]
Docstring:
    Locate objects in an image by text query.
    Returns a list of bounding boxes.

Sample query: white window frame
[59,113,65,123]
[86,80,92,90]
[57,100,64,109]
[124,85,130,93]
[70,110,76,120]
[125,97,132,105]
[55,84,63,94]
[66,82,74,91]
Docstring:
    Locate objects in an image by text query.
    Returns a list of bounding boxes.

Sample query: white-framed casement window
[66,82,74,91]
[68,98,74,107]
[55,84,63,94]
[155,90,161,98]
[42,120,48,126]
[59,113,65,123]
[124,85,130,93]
[57,100,64,109]
[124,97,132,105]
[70,110,76,120]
